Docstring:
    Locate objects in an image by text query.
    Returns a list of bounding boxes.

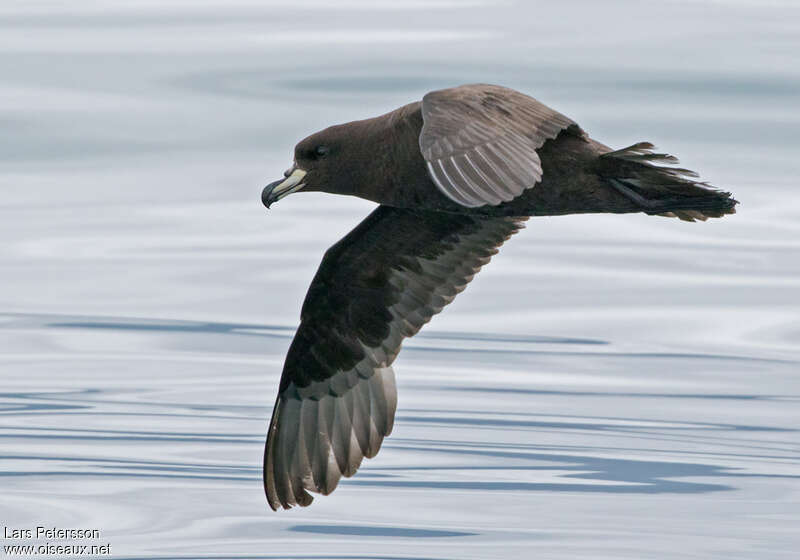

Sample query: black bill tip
[262,179,283,209]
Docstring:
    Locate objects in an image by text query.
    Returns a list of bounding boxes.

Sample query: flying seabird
[259,84,737,510]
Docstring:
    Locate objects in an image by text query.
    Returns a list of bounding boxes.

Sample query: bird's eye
[314,145,329,158]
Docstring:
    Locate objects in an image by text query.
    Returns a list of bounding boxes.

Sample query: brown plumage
[260,84,738,510]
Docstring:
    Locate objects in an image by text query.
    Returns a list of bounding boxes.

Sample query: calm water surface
[1,1,799,558]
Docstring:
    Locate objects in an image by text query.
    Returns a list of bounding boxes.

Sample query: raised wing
[420,84,584,208]
[264,205,526,509]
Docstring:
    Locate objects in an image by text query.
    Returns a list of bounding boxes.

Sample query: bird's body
[259,84,737,510]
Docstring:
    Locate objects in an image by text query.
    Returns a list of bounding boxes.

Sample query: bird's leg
[607,178,659,210]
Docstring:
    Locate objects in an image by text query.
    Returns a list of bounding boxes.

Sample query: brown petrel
[259,84,737,510]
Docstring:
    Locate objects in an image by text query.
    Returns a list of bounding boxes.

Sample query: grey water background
[1,0,799,558]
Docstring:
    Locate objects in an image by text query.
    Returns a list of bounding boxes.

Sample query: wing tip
[263,368,398,511]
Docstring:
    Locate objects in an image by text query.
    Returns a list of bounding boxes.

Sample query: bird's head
[261,122,368,208]
[261,102,428,209]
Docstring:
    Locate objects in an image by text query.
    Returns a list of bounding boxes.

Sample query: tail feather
[597,142,738,222]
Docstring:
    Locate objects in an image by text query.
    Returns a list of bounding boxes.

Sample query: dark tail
[595,142,738,222]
